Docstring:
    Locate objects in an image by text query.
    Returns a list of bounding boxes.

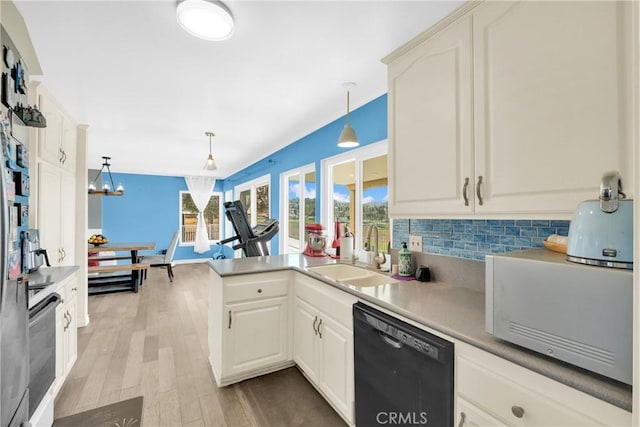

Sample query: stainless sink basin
[307,264,395,287]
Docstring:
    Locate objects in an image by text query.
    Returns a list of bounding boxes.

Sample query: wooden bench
[88,263,149,274]
[88,263,149,295]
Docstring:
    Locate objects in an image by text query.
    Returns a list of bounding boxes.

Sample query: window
[280,164,316,253]
[180,191,222,244]
[322,141,389,254]
[234,175,271,227]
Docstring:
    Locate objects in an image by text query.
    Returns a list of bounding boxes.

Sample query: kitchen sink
[307,264,395,287]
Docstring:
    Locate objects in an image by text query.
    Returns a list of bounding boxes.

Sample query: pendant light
[204,131,217,171]
[88,156,124,196]
[337,82,359,148]
[176,0,234,41]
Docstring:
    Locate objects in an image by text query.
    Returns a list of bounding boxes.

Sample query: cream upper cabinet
[37,92,76,173]
[473,0,632,215]
[387,15,473,217]
[385,0,632,218]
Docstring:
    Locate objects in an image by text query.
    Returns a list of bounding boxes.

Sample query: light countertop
[209,254,631,411]
[27,265,79,308]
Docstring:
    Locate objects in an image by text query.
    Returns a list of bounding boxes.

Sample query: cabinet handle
[61,248,66,261]
[511,405,525,418]
[317,318,323,338]
[313,316,318,336]
[57,248,63,263]
[462,177,470,206]
[62,150,67,164]
[476,176,484,206]
[59,148,64,163]
[228,310,232,329]
[66,310,72,329]
[458,412,466,427]
[63,312,69,331]
[71,287,77,292]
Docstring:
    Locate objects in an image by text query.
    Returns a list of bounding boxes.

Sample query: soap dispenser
[340,226,354,261]
[398,242,412,277]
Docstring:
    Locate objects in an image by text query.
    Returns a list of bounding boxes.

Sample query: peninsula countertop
[208,254,631,411]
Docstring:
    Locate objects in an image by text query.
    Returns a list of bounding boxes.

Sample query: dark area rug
[54,396,143,427]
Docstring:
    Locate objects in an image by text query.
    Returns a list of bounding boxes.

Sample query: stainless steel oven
[28,293,60,418]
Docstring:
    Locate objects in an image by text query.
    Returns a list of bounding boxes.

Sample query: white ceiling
[14,0,463,178]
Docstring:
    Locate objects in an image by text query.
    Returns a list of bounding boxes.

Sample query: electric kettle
[566,172,633,269]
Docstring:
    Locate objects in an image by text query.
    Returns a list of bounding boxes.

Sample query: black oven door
[28,292,60,417]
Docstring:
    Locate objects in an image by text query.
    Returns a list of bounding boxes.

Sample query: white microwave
[485,249,632,385]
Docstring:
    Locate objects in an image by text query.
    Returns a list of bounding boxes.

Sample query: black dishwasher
[353,302,454,426]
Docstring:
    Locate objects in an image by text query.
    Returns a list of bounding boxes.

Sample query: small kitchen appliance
[303,223,327,257]
[486,249,632,384]
[566,171,633,269]
[21,229,51,273]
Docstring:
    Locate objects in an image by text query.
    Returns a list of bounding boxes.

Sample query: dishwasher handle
[379,331,403,349]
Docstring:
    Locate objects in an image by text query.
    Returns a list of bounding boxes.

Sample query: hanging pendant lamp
[337,82,359,148]
[204,131,218,171]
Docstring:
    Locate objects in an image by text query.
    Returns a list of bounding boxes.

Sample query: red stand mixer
[303,223,327,257]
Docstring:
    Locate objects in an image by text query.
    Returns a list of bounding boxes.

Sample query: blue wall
[101,173,232,260]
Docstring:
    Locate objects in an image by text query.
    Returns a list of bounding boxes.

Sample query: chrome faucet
[365,224,386,269]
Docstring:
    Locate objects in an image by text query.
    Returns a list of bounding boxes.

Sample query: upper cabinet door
[37,93,63,167]
[473,1,632,215]
[388,16,473,217]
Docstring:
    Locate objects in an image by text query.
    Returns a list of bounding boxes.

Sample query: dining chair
[140,230,180,282]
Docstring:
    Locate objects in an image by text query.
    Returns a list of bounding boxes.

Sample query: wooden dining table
[87,242,156,294]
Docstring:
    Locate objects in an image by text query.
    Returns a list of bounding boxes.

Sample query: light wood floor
[54,263,345,426]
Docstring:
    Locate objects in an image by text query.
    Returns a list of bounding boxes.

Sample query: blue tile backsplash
[392,219,570,261]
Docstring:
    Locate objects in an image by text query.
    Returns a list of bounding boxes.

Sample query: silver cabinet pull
[62,150,67,164]
[67,310,72,329]
[511,406,524,418]
[317,318,323,338]
[458,412,466,427]
[476,176,484,206]
[61,248,66,261]
[63,312,69,331]
[313,316,318,335]
[462,177,470,206]
[228,310,232,329]
[59,148,64,163]
[57,248,63,263]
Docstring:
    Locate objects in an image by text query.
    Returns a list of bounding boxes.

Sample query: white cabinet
[53,274,78,396]
[37,92,76,173]
[208,270,292,386]
[385,0,632,218]
[294,274,357,425]
[387,15,473,216]
[455,340,630,426]
[223,296,289,377]
[37,162,75,266]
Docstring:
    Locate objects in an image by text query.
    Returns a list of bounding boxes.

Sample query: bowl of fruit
[88,234,109,246]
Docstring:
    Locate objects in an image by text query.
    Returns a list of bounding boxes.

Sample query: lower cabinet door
[293,298,319,383]
[224,297,288,377]
[457,397,507,427]
[53,306,65,395]
[317,313,354,424]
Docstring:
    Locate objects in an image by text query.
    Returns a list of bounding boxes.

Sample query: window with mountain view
[323,142,389,254]
[281,165,316,253]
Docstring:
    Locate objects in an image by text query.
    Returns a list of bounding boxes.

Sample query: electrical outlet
[409,235,422,252]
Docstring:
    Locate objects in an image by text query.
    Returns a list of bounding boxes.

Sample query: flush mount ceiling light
[204,131,218,171]
[337,82,359,148]
[176,0,234,41]
[88,156,124,196]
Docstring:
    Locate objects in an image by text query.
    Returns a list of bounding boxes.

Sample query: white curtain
[185,176,216,253]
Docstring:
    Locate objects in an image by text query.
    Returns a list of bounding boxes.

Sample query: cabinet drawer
[224,273,289,303]
[295,274,357,327]
[457,357,596,426]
